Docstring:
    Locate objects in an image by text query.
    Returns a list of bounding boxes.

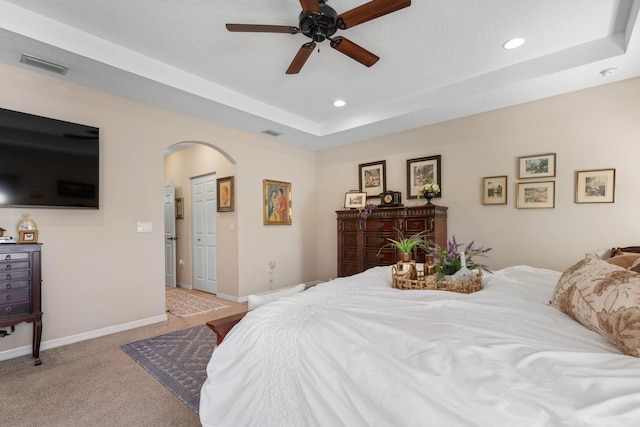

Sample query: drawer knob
[376,237,384,244]
[4,307,11,313]
[4,255,10,260]
[5,295,10,301]
[376,222,384,229]
[5,274,11,280]
[375,253,383,260]
[5,283,11,290]
[5,265,11,270]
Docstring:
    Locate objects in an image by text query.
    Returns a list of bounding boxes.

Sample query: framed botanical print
[263,179,291,225]
[518,153,556,179]
[217,176,234,212]
[359,160,386,199]
[407,155,441,199]
[516,181,555,209]
[482,176,507,205]
[575,169,615,203]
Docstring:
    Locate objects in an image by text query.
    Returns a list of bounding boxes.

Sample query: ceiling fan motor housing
[299,3,338,42]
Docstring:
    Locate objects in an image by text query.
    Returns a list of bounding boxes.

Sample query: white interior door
[164,180,177,288]
[192,173,217,294]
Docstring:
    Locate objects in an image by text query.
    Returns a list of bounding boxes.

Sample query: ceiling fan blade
[330,37,379,67]
[299,0,321,13]
[226,24,299,34]
[286,42,316,74]
[336,0,411,30]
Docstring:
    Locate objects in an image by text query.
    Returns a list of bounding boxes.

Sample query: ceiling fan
[226,0,411,74]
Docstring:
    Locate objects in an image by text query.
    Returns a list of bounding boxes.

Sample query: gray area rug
[121,325,216,413]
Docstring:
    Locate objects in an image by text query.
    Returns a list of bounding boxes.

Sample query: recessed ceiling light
[503,38,525,50]
[600,67,619,77]
[333,99,346,107]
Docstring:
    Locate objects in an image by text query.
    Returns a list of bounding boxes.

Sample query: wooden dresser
[0,244,43,365]
[336,205,448,277]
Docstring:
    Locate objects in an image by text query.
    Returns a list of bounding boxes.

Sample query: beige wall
[0,63,317,358]
[316,77,640,279]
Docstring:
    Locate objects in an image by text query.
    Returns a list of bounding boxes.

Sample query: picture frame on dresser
[518,153,556,179]
[575,168,615,204]
[359,160,386,199]
[344,192,367,209]
[407,155,441,199]
[263,179,292,225]
[482,176,507,205]
[516,181,555,209]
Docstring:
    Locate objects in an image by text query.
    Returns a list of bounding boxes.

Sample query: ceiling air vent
[261,129,282,137]
[20,53,68,75]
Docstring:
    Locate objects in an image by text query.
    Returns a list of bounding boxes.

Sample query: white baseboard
[0,314,167,363]
[215,292,245,303]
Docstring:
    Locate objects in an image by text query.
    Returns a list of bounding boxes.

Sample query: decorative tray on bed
[391,263,483,293]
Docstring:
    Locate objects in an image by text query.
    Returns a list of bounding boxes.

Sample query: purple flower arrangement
[427,236,492,278]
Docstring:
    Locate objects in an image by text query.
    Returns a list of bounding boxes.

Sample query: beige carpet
[1,293,247,427]
[166,287,229,317]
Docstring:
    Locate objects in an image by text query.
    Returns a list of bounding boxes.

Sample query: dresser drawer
[0,270,31,282]
[342,247,359,262]
[0,302,30,318]
[341,232,358,248]
[1,288,29,304]
[341,263,359,277]
[365,218,396,232]
[364,233,393,248]
[1,252,30,261]
[0,261,30,272]
[1,280,30,291]
[364,248,396,264]
[340,219,359,233]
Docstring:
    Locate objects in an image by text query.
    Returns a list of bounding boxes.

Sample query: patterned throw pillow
[551,256,640,357]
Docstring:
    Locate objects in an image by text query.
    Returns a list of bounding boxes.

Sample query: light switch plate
[136,222,152,232]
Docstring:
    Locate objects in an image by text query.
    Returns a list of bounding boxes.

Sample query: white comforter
[200,266,640,427]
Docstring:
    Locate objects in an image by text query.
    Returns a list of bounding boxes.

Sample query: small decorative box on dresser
[336,205,448,277]
[0,244,43,365]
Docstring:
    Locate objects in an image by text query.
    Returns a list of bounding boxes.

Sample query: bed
[199,261,640,426]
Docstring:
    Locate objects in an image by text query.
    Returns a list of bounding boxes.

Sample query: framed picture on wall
[516,181,555,209]
[518,153,556,179]
[217,176,234,212]
[263,179,292,225]
[407,155,441,199]
[175,197,184,219]
[482,176,507,205]
[359,160,386,199]
[575,168,615,203]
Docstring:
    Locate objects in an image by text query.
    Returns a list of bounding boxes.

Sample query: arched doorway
[163,142,239,299]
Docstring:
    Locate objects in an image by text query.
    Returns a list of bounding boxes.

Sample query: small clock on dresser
[17,214,38,243]
[378,191,402,207]
[17,213,37,232]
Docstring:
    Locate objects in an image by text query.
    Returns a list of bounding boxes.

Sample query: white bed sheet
[200,266,640,427]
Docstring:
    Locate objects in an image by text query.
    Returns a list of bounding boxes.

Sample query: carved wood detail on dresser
[336,205,448,277]
[0,244,43,365]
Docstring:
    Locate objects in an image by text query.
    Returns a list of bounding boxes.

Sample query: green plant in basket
[377,228,430,258]
[427,236,492,278]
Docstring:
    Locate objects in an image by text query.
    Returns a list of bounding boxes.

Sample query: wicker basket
[391,264,483,293]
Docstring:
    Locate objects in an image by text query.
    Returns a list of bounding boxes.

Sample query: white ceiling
[1,0,639,150]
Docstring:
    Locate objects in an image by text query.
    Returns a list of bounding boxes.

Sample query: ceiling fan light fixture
[333,99,346,107]
[503,37,525,50]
